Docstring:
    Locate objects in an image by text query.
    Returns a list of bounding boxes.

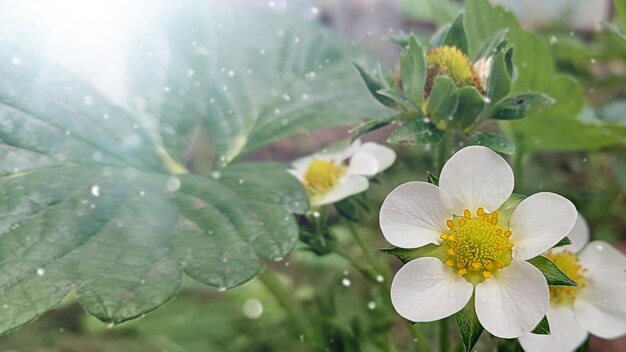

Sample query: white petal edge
[347,142,396,176]
[439,146,514,215]
[509,192,577,261]
[573,268,626,339]
[380,181,453,248]
[518,306,588,352]
[475,260,549,338]
[390,257,473,322]
[578,240,626,273]
[313,175,369,207]
[551,213,589,255]
[291,139,363,171]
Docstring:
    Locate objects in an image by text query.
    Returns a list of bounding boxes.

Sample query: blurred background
[0,0,625,351]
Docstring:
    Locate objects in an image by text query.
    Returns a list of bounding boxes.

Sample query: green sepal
[453,86,485,130]
[387,119,443,146]
[350,113,416,142]
[490,93,555,120]
[468,132,515,155]
[442,13,468,54]
[430,24,451,49]
[474,29,509,61]
[378,89,420,112]
[496,193,526,226]
[487,50,512,104]
[335,198,360,222]
[378,244,445,264]
[353,61,397,109]
[427,171,440,186]
[455,294,484,352]
[527,255,578,286]
[531,315,551,335]
[400,35,427,104]
[426,76,460,127]
[553,236,572,247]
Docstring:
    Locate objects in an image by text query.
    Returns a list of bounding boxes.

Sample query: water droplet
[341,278,351,287]
[36,268,45,276]
[83,95,93,105]
[590,59,597,64]
[11,56,21,65]
[140,279,145,284]
[282,94,291,101]
[218,287,227,292]
[103,113,110,120]
[312,211,320,218]
[376,275,384,283]
[268,1,276,7]
[311,7,319,15]
[165,176,181,192]
[2,304,7,309]
[65,130,71,136]
[367,301,376,310]
[294,37,300,43]
[242,298,263,319]
[227,70,235,77]
[260,49,266,55]
[91,185,100,197]
[301,93,310,101]
[187,69,195,76]
[164,86,171,93]
[139,190,146,196]
[299,334,305,342]
[106,323,115,329]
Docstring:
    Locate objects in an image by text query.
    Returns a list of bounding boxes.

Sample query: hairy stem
[258,269,319,345]
[437,132,450,174]
[440,318,449,352]
[345,220,388,283]
[513,146,526,192]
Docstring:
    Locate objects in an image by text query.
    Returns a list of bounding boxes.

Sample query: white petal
[439,146,514,215]
[475,260,549,338]
[573,268,626,339]
[347,142,396,176]
[313,175,368,206]
[518,306,588,352]
[551,213,589,254]
[291,139,362,170]
[578,241,626,273]
[509,192,577,261]
[379,181,453,248]
[390,257,473,322]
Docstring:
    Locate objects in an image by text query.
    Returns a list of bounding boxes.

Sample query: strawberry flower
[290,140,396,206]
[518,214,626,351]
[380,146,577,338]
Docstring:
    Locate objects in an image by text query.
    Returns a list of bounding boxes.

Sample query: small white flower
[519,214,626,352]
[290,139,396,206]
[380,146,577,338]
[473,56,493,92]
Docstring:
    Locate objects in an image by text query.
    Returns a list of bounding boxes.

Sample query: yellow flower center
[426,46,482,96]
[546,250,587,306]
[303,159,346,200]
[440,208,513,284]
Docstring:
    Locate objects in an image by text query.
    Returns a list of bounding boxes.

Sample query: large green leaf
[0,5,383,334]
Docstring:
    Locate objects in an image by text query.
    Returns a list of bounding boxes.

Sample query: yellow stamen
[447,220,454,229]
[482,271,492,279]
[477,208,485,216]
[464,209,471,218]
[457,268,467,276]
[471,262,481,269]
[445,259,454,267]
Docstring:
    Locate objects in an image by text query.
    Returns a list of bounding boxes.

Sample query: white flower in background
[290,140,396,207]
[380,146,577,338]
[519,214,626,352]
[473,56,493,92]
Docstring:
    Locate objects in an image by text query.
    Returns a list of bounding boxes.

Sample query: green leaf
[473,29,509,61]
[531,316,550,335]
[387,120,444,146]
[350,113,412,142]
[400,36,427,104]
[379,244,444,264]
[464,0,519,58]
[443,14,468,54]
[427,171,440,186]
[490,94,555,120]
[378,89,420,112]
[527,256,578,286]
[335,198,360,222]
[0,5,385,334]
[452,86,485,130]
[487,50,511,104]
[455,294,484,352]
[353,62,397,108]
[468,132,515,155]
[156,5,388,167]
[426,76,460,126]
[616,0,626,30]
[554,236,572,247]
[430,24,451,49]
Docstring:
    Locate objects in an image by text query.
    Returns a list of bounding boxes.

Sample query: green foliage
[490,94,555,120]
[387,120,444,146]
[531,316,551,335]
[379,244,445,264]
[467,132,515,155]
[400,36,427,104]
[527,256,578,287]
[455,294,484,352]
[0,5,385,334]
[427,76,460,127]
